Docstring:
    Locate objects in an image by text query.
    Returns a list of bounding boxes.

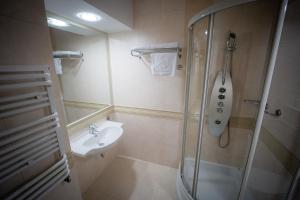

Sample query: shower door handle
[265,104,282,117]
[244,100,282,117]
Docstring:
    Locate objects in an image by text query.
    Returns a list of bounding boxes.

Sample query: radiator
[0,65,69,199]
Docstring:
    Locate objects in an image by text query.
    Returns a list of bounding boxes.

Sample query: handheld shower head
[226,32,236,51]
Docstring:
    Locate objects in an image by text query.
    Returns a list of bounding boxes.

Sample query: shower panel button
[217,108,223,113]
[218,94,225,100]
[215,120,221,125]
[217,102,224,107]
[219,87,226,93]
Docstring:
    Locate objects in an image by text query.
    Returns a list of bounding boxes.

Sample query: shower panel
[177,0,293,200]
[208,32,235,137]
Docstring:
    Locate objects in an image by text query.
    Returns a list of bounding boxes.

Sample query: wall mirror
[48,14,112,125]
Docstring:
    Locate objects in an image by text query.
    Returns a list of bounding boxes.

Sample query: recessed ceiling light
[76,12,101,22]
[47,17,69,27]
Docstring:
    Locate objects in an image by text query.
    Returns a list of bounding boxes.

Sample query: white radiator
[5,155,69,200]
[0,65,69,199]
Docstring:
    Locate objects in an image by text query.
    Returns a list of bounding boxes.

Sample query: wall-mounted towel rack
[53,51,83,59]
[131,47,183,70]
[0,65,69,198]
[131,47,182,59]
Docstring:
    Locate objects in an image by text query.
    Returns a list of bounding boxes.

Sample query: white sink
[70,121,123,157]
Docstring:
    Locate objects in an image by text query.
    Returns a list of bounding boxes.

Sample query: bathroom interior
[0,0,299,200]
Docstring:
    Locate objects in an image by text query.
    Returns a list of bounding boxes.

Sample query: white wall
[50,29,111,105]
[85,0,133,28]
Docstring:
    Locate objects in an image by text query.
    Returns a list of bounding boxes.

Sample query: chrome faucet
[88,124,99,136]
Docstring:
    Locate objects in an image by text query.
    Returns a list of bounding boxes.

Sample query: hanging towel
[53,58,63,75]
[150,42,178,76]
[150,53,177,76]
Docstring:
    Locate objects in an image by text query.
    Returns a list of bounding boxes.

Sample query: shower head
[227,32,236,51]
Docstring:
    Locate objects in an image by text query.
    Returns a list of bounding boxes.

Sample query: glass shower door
[193,1,281,200]
[181,16,209,194]
[244,1,300,199]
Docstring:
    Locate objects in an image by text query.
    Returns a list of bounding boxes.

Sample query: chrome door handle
[265,103,282,117]
[244,101,282,117]
[265,109,282,117]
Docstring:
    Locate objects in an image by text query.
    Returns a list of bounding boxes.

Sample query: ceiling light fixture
[76,12,101,22]
[47,17,69,27]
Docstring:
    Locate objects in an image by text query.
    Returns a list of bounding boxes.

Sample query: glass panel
[194,1,281,199]
[182,17,209,194]
[245,1,300,199]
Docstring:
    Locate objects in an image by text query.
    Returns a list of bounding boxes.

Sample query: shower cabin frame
[179,0,290,199]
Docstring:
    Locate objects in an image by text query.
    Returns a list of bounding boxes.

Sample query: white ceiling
[44,0,132,34]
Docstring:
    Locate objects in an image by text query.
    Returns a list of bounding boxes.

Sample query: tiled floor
[83,156,178,200]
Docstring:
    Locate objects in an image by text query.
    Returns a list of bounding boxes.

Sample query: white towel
[150,43,178,76]
[53,58,63,75]
[150,53,177,76]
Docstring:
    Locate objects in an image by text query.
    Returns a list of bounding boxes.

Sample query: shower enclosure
[177,0,299,200]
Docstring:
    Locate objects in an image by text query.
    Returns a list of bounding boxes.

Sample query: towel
[53,58,63,75]
[150,43,178,76]
[150,53,177,76]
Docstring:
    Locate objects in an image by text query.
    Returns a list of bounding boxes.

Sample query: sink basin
[70,121,123,157]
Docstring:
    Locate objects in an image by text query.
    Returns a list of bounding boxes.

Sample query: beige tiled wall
[111,111,182,168]
[107,0,188,168]
[109,0,186,112]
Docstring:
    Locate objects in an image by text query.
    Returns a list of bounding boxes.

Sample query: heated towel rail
[0,65,69,199]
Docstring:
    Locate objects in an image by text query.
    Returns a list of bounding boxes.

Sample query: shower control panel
[208,71,233,137]
[208,31,235,137]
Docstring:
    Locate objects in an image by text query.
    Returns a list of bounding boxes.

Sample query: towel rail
[0,127,57,156]
[0,91,48,103]
[0,96,49,111]
[0,113,57,137]
[0,81,52,91]
[0,65,49,72]
[0,138,58,171]
[0,145,60,183]
[0,65,68,197]
[131,47,182,59]
[130,46,183,70]
[0,102,50,119]
[4,155,69,200]
[0,112,60,182]
[0,73,50,81]
[0,132,57,162]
